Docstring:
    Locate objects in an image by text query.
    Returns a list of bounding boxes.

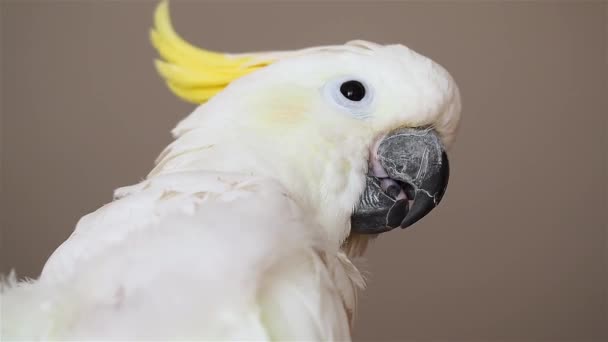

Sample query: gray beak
[351,127,449,234]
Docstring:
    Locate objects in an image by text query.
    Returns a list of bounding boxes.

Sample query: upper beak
[351,127,450,234]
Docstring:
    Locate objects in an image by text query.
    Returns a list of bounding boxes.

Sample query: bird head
[150,1,461,249]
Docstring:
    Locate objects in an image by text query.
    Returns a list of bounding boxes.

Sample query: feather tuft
[150,1,272,103]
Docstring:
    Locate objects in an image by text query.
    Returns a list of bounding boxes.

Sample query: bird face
[150,2,461,244]
[210,42,461,242]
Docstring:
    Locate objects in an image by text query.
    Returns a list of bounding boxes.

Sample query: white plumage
[3,172,363,340]
[1,4,461,338]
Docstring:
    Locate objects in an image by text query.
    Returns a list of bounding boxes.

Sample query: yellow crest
[150,1,274,104]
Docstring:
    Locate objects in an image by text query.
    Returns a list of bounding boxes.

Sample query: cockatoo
[0,1,461,340]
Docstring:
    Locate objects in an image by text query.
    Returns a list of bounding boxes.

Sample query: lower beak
[351,127,450,234]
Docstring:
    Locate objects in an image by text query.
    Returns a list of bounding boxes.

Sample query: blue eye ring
[323,76,374,119]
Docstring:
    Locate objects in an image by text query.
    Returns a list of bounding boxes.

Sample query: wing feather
[2,172,361,340]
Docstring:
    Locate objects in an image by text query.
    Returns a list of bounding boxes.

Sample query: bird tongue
[380,178,407,200]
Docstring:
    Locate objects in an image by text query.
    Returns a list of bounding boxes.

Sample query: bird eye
[323,77,374,119]
[340,80,366,101]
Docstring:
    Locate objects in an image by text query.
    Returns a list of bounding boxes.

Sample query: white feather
[2,172,363,340]
[1,37,461,340]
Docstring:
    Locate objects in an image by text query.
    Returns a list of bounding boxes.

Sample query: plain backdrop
[1,1,606,341]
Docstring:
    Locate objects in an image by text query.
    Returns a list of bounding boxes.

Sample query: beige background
[1,1,606,341]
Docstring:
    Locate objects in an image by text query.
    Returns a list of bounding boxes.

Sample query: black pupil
[340,80,366,101]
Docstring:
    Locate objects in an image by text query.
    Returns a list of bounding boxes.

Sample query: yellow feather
[166,82,224,104]
[154,60,260,88]
[151,1,273,103]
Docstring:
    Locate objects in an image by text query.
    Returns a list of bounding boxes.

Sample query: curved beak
[351,127,450,234]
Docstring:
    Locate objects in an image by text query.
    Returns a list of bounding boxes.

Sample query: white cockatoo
[0,1,461,340]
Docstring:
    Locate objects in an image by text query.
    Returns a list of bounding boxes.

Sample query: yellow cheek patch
[259,109,307,127]
[248,87,316,130]
[150,1,274,104]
